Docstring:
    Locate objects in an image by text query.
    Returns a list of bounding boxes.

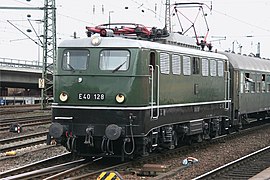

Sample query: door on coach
[149,51,159,119]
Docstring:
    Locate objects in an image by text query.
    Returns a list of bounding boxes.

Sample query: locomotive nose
[105,124,122,140]
[49,123,64,138]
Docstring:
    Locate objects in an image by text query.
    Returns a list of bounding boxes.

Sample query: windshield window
[62,50,89,71]
[99,50,130,71]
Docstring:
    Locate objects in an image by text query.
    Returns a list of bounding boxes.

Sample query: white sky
[0,0,270,62]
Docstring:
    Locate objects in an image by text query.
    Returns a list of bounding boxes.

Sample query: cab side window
[192,57,200,74]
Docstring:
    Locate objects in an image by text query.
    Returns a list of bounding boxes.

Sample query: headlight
[59,92,68,102]
[115,93,125,104]
[91,36,102,46]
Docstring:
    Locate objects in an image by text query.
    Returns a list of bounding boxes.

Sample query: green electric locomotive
[49,34,231,159]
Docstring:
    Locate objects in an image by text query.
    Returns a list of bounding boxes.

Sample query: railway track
[1,137,47,152]
[43,157,106,180]
[0,114,50,123]
[194,146,270,179]
[3,154,128,180]
[0,131,49,152]
[54,159,132,180]
[0,104,42,115]
[3,159,87,180]
[0,152,77,179]
[0,115,51,132]
[2,123,270,179]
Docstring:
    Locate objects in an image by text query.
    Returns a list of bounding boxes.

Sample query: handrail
[149,65,154,119]
[225,60,230,110]
[153,65,160,119]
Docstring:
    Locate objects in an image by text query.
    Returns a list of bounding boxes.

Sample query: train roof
[58,36,227,60]
[221,52,270,73]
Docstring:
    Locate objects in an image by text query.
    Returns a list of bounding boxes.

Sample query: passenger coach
[222,52,270,126]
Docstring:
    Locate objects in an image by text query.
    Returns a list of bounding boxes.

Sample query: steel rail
[0,115,50,123]
[0,131,48,144]
[193,146,270,179]
[1,154,84,180]
[0,138,47,152]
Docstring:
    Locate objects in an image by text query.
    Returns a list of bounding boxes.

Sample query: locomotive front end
[48,36,149,159]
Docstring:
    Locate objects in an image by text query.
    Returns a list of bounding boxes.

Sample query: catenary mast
[41,0,56,109]
[165,0,171,33]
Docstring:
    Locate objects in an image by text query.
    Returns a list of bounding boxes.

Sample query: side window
[250,73,256,93]
[201,58,209,76]
[192,57,200,74]
[217,61,224,77]
[257,74,261,93]
[210,59,217,76]
[257,81,261,93]
[262,74,266,92]
[244,73,250,93]
[267,74,270,92]
[240,72,244,93]
[250,82,255,93]
[183,56,191,75]
[62,50,89,71]
[172,54,181,75]
[241,72,256,94]
[160,52,170,74]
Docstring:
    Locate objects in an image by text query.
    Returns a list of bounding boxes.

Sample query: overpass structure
[0,58,52,104]
[0,58,43,88]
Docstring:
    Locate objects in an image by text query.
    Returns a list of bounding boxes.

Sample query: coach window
[62,50,89,71]
[250,74,256,93]
[240,72,244,93]
[99,50,130,71]
[256,73,262,93]
[172,54,181,75]
[183,56,191,75]
[244,73,251,93]
[160,52,170,74]
[267,74,270,92]
[250,82,255,93]
[257,81,261,93]
[192,57,200,74]
[210,59,217,76]
[261,74,266,92]
[201,58,209,76]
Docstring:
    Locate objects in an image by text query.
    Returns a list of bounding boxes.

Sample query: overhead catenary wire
[212,9,270,33]
[184,0,270,34]
[7,20,43,47]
